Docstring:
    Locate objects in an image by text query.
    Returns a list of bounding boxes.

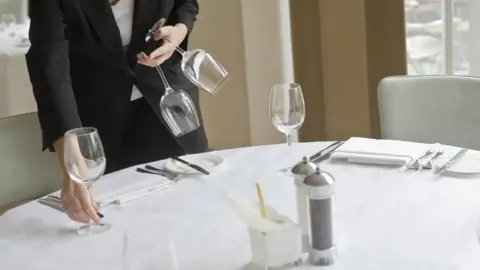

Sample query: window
[0,0,28,26]
[405,0,471,75]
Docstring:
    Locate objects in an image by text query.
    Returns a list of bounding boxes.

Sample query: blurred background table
[0,21,36,118]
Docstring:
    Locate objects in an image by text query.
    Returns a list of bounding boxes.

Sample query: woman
[27,0,207,224]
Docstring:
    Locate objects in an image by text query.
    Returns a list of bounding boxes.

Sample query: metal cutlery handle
[434,148,468,174]
[38,198,64,212]
[309,141,342,161]
[137,167,169,176]
[312,142,345,163]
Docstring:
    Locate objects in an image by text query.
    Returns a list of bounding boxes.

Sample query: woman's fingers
[79,196,100,224]
[136,43,174,67]
[149,43,172,59]
[62,182,99,224]
[153,26,173,41]
[75,184,100,224]
[63,196,91,223]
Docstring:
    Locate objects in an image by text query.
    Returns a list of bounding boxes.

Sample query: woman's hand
[61,178,100,224]
[137,23,188,67]
[54,136,100,224]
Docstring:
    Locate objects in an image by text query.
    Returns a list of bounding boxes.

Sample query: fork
[420,150,444,169]
[405,149,434,170]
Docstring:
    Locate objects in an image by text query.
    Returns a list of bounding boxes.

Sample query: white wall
[190,0,294,149]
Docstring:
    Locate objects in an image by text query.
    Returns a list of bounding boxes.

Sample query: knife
[311,141,345,163]
[434,148,468,174]
[171,156,210,175]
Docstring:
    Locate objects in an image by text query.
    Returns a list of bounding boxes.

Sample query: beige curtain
[290,0,407,142]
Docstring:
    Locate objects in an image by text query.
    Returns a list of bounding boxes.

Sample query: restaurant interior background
[0,0,478,150]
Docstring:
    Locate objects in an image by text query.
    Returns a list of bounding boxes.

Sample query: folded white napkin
[95,178,173,207]
[330,137,429,165]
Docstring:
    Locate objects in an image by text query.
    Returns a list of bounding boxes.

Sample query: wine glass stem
[85,184,94,209]
[155,65,173,91]
[175,46,186,55]
[286,133,293,167]
[164,40,187,56]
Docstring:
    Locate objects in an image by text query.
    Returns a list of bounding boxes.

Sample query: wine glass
[270,83,306,176]
[174,46,229,95]
[145,18,229,95]
[63,127,112,235]
[1,14,16,35]
[156,65,200,136]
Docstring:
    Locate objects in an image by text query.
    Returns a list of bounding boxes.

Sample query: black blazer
[26,0,208,154]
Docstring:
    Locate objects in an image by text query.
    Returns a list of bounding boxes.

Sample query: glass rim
[271,82,301,90]
[64,127,98,137]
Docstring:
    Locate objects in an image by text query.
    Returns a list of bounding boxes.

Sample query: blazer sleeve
[26,0,82,151]
[170,0,199,34]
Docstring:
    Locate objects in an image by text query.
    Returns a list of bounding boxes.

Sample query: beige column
[190,0,295,149]
[468,0,480,76]
[290,0,407,142]
[190,0,252,149]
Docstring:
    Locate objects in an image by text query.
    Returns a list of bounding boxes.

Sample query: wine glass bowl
[160,88,200,137]
[181,49,229,95]
[155,66,201,137]
[63,127,111,236]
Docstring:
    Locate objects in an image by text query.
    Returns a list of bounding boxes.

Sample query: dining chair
[0,113,60,214]
[378,75,480,150]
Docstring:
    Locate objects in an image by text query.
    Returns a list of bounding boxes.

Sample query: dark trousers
[104,98,186,174]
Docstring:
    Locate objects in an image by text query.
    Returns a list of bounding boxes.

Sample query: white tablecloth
[0,23,36,119]
[1,142,480,270]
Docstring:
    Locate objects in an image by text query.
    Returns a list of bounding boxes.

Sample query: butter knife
[171,156,210,175]
[434,148,468,174]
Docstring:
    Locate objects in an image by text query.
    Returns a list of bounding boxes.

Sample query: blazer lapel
[78,0,130,69]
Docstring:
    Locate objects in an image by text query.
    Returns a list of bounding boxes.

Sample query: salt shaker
[291,156,317,252]
[304,166,336,266]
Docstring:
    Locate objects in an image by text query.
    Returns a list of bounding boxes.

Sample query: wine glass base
[277,167,293,177]
[77,222,112,236]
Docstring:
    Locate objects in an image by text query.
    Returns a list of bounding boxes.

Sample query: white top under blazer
[111,0,143,101]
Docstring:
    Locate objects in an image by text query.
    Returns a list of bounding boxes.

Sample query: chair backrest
[378,75,480,150]
[0,113,60,212]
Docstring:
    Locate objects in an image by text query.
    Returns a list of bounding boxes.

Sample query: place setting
[309,136,480,178]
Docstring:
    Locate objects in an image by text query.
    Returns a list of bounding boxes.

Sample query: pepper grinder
[291,156,317,252]
[304,166,336,266]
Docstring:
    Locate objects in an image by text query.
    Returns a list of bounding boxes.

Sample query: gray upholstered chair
[378,75,480,150]
[0,113,60,214]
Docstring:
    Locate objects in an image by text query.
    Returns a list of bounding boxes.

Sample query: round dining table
[1,141,480,270]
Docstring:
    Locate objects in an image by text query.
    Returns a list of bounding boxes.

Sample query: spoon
[420,150,444,169]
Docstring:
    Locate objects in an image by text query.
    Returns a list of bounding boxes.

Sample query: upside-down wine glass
[146,18,229,95]
[63,127,112,235]
[270,83,306,176]
[172,45,229,95]
[156,65,201,136]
